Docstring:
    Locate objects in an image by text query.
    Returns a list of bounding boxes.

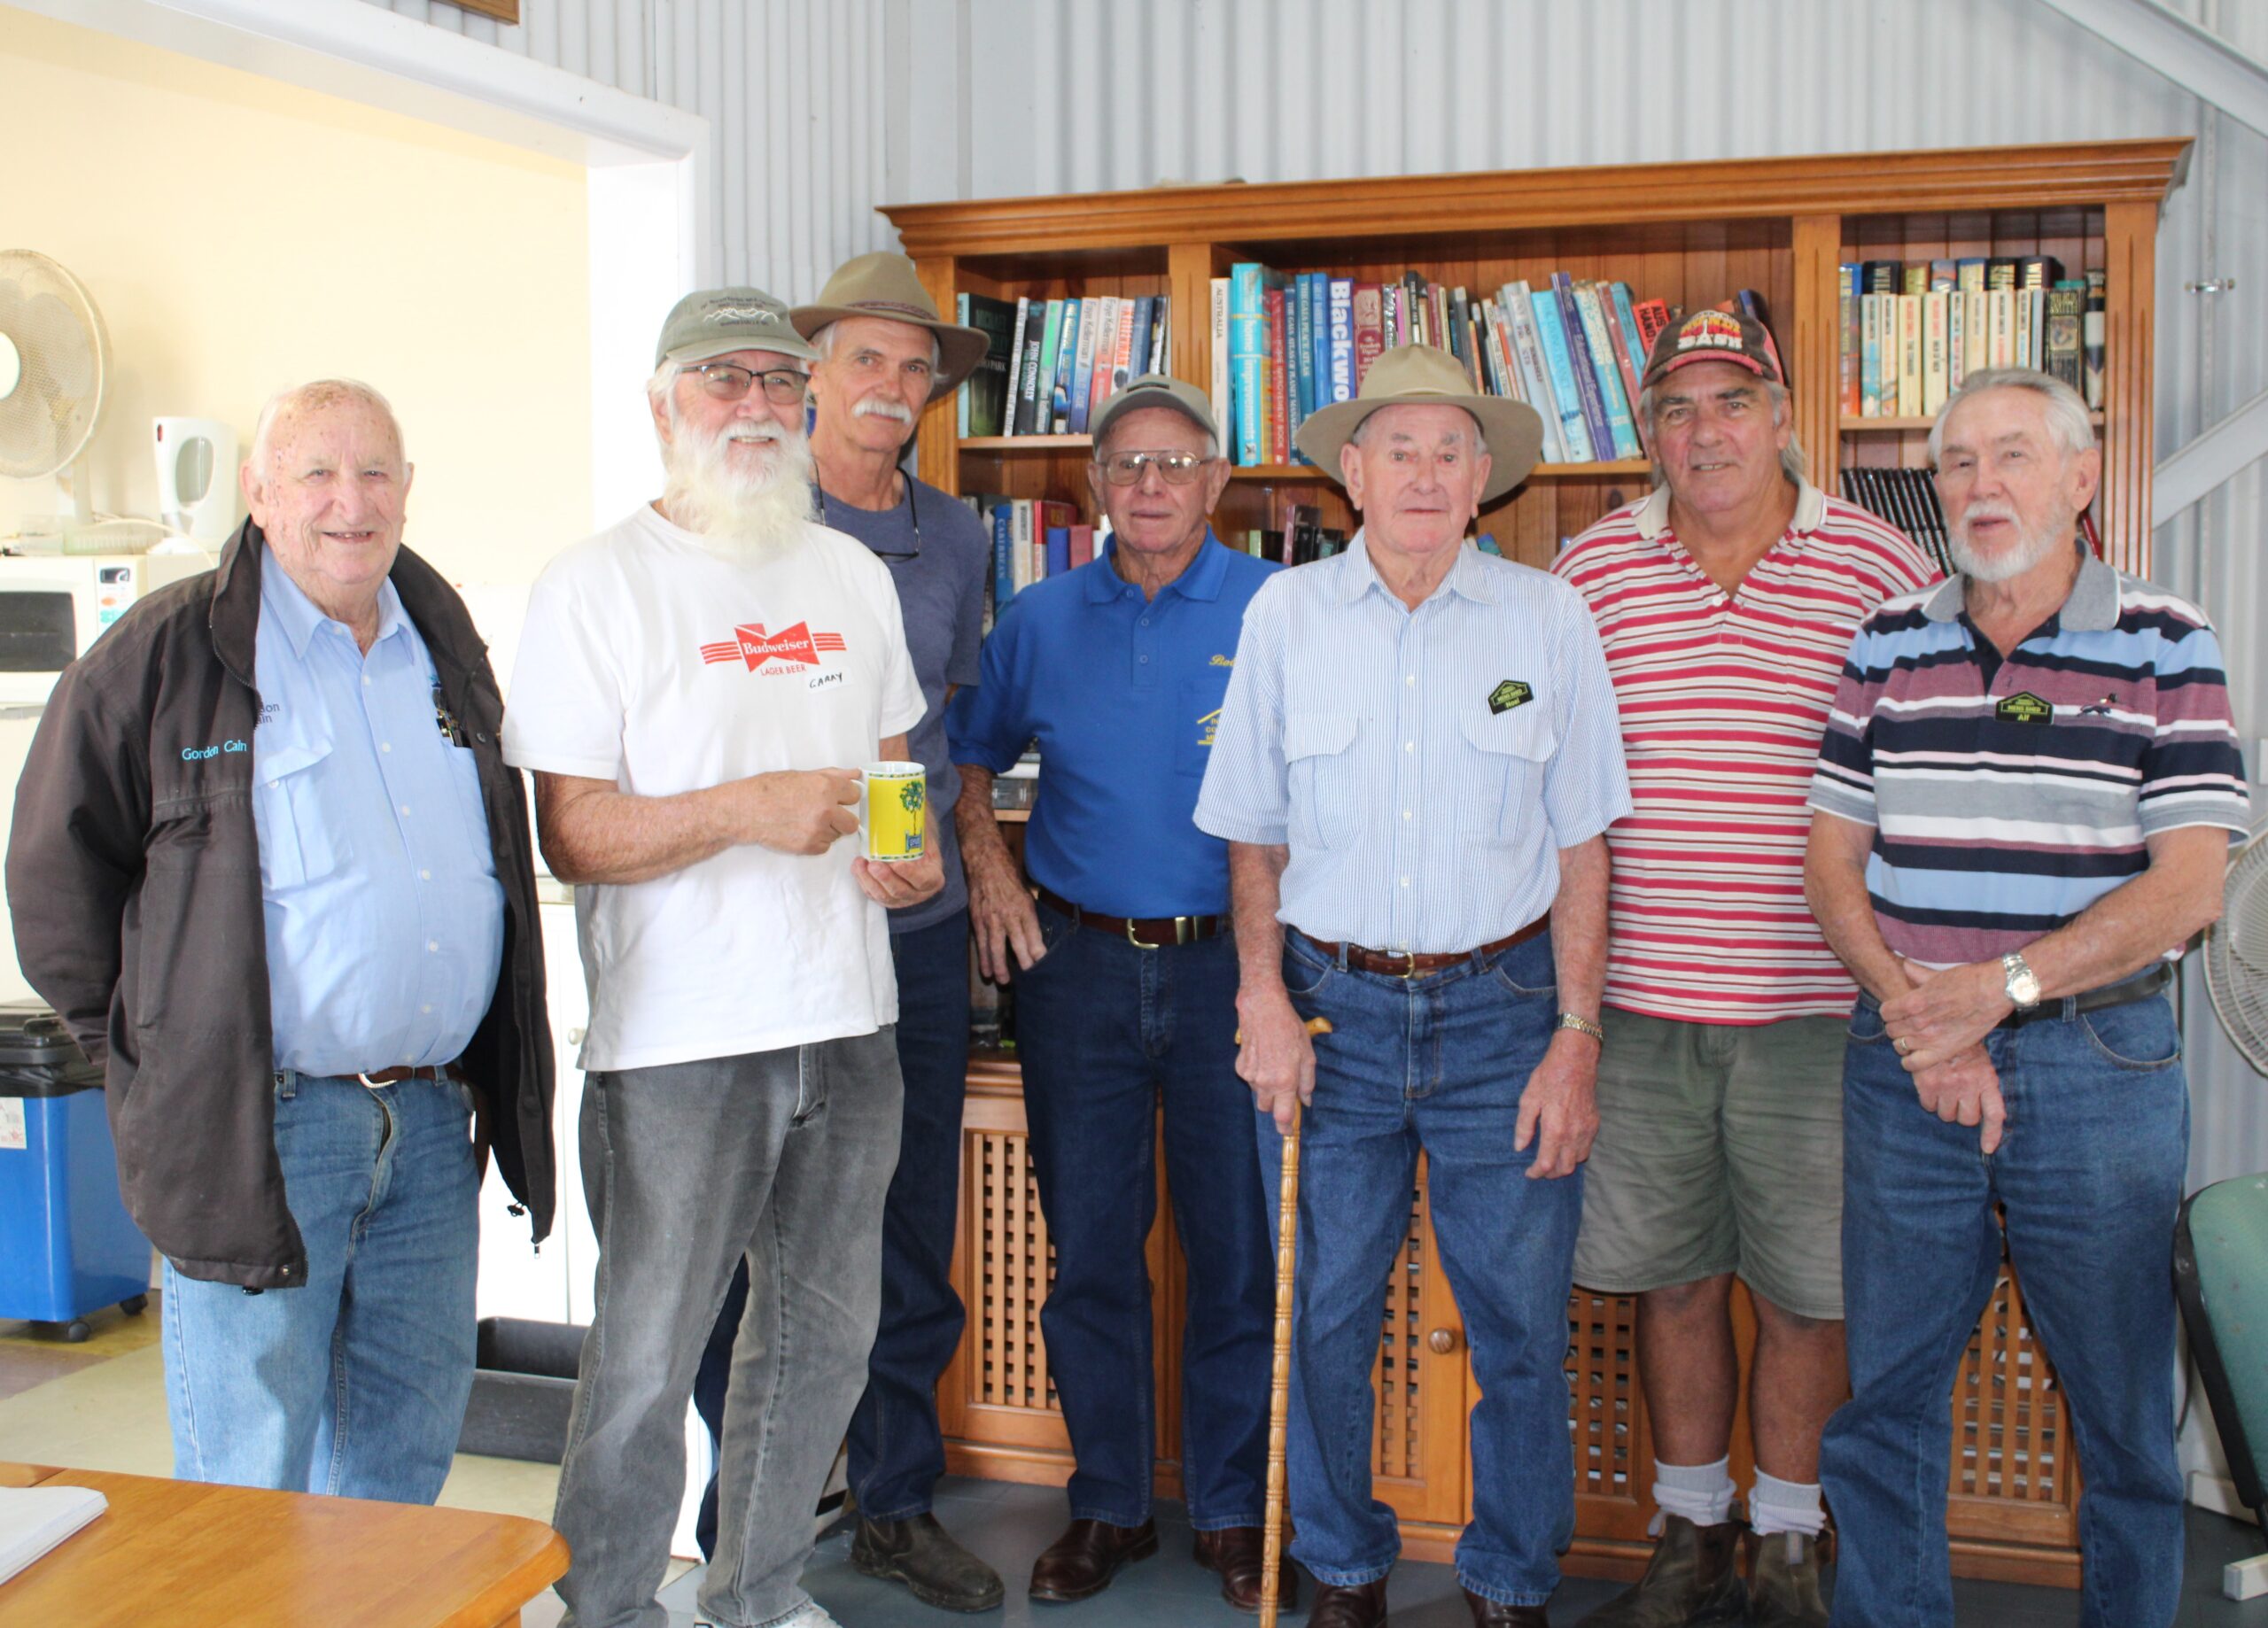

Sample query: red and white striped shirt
[1555,484,1938,1024]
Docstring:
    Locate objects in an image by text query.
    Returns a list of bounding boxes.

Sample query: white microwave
[0,552,214,706]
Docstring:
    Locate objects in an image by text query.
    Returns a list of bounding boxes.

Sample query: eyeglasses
[689,362,810,406]
[1095,449,1212,485]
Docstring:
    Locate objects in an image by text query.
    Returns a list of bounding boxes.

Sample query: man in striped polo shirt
[1807,368,2247,1628]
[1557,310,1936,1628]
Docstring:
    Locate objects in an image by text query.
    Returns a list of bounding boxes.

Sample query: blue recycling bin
[0,1007,150,1338]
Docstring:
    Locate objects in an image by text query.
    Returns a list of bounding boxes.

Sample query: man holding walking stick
[1197,345,1630,1628]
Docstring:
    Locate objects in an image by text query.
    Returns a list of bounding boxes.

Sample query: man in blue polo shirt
[948,375,1287,1615]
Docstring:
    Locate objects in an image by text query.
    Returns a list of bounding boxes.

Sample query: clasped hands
[1880,958,2014,1153]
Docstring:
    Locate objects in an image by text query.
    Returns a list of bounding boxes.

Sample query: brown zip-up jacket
[5,522,555,1288]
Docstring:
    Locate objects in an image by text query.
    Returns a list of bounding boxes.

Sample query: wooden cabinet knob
[1428,1328,1458,1355]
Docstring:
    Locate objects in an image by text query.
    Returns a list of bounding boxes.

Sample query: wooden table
[0,1462,569,1626]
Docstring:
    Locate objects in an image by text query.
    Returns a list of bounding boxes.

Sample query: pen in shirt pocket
[432,682,470,748]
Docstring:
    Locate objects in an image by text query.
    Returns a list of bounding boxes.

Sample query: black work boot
[1573,1514,1748,1627]
[850,1512,1006,1612]
[1746,1530,1829,1627]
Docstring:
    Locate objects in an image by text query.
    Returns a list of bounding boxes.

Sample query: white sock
[1651,1456,1736,1529]
[1749,1468,1826,1538]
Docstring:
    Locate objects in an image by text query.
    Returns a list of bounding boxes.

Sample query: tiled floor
[4,1302,2267,1625]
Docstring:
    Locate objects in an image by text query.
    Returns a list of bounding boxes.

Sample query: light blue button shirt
[252,552,505,1075]
[1194,533,1631,954]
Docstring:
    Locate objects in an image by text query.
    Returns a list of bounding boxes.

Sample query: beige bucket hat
[789,252,991,399]
[1293,343,1545,501]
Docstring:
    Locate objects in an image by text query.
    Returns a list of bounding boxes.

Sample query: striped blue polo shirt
[1809,549,2249,967]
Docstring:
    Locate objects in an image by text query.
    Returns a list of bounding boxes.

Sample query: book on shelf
[2046,281,2085,393]
[1208,277,1231,435]
[1068,296,1101,434]
[958,293,1020,438]
[953,292,1174,439]
[2083,269,2107,410]
[1048,298,1081,432]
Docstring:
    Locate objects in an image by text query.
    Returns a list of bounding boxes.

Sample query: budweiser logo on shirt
[698,621,849,672]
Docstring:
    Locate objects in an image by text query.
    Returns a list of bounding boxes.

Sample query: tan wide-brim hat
[789,251,991,400]
[1293,343,1545,502]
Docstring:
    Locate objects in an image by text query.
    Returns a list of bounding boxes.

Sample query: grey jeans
[552,1029,904,1628]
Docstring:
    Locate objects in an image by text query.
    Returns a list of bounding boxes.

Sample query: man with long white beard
[1806,368,2247,1628]
[506,287,943,1628]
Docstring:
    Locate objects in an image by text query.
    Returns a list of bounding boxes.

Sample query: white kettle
[153,416,238,544]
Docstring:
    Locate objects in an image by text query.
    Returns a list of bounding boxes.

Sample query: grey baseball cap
[1089,374,1221,450]
[655,286,819,368]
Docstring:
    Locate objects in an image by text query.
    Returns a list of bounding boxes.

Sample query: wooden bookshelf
[886,139,2190,1588]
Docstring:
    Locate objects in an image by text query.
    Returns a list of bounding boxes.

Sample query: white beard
[1947,501,2070,584]
[662,417,818,555]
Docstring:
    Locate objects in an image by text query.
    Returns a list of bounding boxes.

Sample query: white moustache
[853,399,914,423]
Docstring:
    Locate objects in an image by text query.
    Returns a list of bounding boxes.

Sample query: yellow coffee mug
[861,761,927,863]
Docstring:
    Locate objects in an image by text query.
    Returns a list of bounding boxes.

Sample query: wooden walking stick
[1245,1014,1332,1628]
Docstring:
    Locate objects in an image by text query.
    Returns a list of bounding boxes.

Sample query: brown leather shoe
[1309,1577,1390,1627]
[1027,1517,1159,1603]
[1464,1586,1550,1624]
[1192,1525,1299,1613]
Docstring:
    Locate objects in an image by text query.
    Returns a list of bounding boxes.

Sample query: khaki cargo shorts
[1572,1007,1846,1321]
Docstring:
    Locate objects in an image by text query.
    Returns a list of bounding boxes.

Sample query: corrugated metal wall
[368,0,2268,1181]
[359,0,895,300]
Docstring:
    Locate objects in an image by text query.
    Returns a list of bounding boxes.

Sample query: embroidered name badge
[1488,679,1533,715]
[1996,692,2054,725]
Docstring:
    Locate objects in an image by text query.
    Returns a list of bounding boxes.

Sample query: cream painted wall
[0,4,592,585]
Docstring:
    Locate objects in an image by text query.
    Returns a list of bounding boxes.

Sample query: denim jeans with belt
[159,1070,479,1501]
[1013,900,1275,1530]
[552,1031,902,1628]
[1262,927,1580,1609]
[1823,988,2189,1628]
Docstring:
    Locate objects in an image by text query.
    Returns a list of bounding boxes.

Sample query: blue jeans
[160,1071,478,1500]
[692,912,975,1552]
[1014,902,1274,1529]
[1264,928,1579,1609]
[1823,989,2189,1628]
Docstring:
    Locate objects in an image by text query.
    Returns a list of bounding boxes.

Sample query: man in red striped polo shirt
[1554,310,1935,1628]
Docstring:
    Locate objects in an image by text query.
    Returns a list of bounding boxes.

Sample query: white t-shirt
[503,504,927,1071]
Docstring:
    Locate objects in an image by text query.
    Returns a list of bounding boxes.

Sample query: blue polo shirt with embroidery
[949,533,1278,919]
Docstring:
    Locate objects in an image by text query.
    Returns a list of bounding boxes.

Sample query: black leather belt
[1035,886,1223,948]
[1997,963,2172,1028]
[1294,916,1548,979]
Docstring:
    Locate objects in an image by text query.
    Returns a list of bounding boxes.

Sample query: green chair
[2174,1172,2268,1601]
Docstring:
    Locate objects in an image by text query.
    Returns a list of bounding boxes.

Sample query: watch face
[2009,967,2041,1005]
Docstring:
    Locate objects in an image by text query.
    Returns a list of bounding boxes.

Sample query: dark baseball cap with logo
[1640,307,1781,390]
[655,287,819,369]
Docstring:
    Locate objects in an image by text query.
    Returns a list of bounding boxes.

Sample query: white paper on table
[0,1485,107,1586]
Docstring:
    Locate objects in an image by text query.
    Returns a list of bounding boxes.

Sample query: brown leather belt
[1295,915,1549,979]
[1035,885,1224,949]
[360,1062,462,1086]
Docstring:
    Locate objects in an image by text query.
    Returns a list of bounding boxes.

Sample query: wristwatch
[2000,950,2041,1012]
[1557,1012,1606,1044]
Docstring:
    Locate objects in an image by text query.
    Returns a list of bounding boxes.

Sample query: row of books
[1213,265,1696,470]
[1838,462,2104,578]
[1839,258,2104,419]
[956,294,1172,438]
[965,494,1093,629]
[1839,466,1954,577]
